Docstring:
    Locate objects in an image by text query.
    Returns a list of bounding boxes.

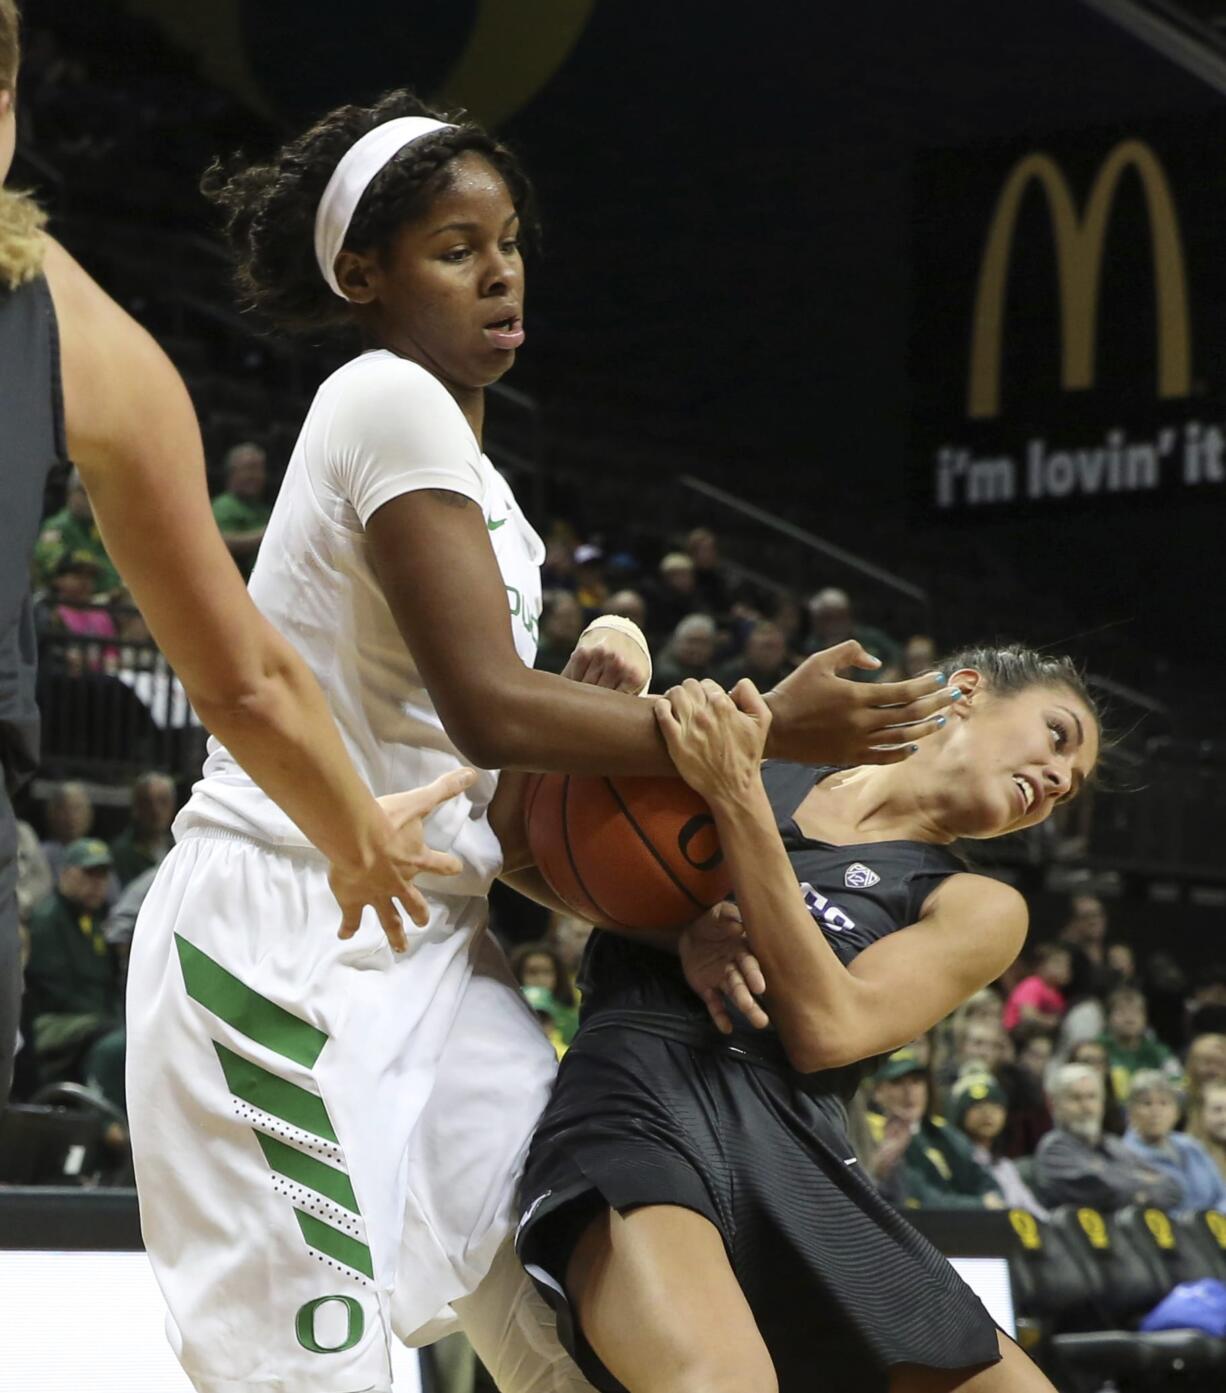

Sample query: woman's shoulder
[922,870,1027,925]
[320,349,460,413]
[312,351,480,462]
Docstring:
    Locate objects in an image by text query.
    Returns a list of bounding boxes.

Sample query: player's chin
[473,345,518,384]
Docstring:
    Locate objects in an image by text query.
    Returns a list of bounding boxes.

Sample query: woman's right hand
[330,768,477,952]
[679,901,769,1035]
[654,678,771,808]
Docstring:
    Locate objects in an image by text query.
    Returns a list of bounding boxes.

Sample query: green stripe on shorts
[256,1131,359,1214]
[214,1043,338,1144]
[294,1209,374,1279]
[175,934,327,1068]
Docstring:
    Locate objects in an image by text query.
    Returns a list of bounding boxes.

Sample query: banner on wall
[910,122,1226,520]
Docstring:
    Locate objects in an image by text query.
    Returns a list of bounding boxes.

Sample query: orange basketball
[524,772,732,931]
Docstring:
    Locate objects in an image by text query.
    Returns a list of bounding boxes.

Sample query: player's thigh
[889,1331,1056,1393]
[567,1203,777,1393]
[392,930,558,1343]
[126,836,424,1390]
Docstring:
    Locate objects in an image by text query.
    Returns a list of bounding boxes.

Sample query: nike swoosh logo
[487,517,507,531]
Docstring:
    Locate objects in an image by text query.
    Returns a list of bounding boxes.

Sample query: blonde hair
[0,0,46,289]
[1188,1080,1226,1178]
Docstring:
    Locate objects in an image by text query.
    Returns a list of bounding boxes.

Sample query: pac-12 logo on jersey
[799,883,856,933]
[844,862,880,890]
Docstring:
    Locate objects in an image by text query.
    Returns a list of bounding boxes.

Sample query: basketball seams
[523,771,544,828]
[602,777,706,914]
[561,774,621,926]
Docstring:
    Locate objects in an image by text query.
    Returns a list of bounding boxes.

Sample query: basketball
[524,772,733,931]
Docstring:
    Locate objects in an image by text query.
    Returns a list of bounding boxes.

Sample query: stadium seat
[1114,1206,1222,1289]
[1048,1205,1169,1322]
[1041,1207,1226,1390]
[1004,1208,1104,1326]
[1172,1210,1226,1284]
[1051,1328,1226,1392]
[0,1103,104,1186]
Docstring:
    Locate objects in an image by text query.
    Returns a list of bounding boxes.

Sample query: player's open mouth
[483,316,525,350]
[1012,774,1038,815]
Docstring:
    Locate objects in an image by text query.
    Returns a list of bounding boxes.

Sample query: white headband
[313,116,455,299]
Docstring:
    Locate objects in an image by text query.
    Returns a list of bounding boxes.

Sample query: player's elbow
[778,1011,863,1075]
[191,672,285,736]
[438,679,537,772]
[442,706,528,772]
[186,628,304,729]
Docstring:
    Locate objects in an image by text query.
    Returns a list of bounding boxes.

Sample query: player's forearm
[449,665,676,776]
[708,783,861,1070]
[191,628,395,872]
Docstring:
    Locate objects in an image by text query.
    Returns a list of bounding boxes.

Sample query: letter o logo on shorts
[296,1295,365,1354]
[677,813,723,872]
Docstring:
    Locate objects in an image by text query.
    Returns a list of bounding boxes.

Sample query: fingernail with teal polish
[935,715,947,728]
[948,687,964,700]
[933,673,947,684]
[908,743,920,754]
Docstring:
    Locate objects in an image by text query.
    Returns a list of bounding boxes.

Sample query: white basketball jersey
[177,349,545,897]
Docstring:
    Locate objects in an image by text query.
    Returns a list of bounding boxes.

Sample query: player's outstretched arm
[655,679,1028,1073]
[42,236,467,946]
[366,492,958,775]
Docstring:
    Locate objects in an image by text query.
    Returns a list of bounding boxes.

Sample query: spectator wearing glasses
[1122,1070,1226,1216]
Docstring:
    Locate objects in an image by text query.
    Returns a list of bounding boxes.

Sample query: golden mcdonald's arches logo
[968,139,1191,420]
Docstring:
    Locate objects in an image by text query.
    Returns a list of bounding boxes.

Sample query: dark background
[79,0,1222,710]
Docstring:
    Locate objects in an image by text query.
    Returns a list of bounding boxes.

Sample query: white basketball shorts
[126,827,580,1393]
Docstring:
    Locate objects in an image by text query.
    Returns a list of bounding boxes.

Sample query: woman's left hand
[654,678,771,806]
[679,901,769,1034]
[561,628,650,694]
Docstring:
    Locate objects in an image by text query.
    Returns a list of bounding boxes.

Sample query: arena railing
[35,630,206,786]
[678,472,931,612]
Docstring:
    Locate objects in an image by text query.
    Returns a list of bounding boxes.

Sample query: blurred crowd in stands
[510,894,1226,1222]
[18,441,1226,1234]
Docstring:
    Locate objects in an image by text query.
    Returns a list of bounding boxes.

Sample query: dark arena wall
[115,0,1226,703]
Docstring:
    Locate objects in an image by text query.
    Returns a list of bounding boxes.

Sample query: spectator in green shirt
[24,838,124,1104]
[1100,985,1182,1102]
[109,771,176,887]
[211,441,272,579]
[867,1046,1005,1210]
[32,467,121,595]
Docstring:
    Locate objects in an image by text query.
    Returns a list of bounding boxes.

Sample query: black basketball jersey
[577,761,966,1062]
[0,274,66,796]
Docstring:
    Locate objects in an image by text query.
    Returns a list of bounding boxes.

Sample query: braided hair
[202,89,539,336]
